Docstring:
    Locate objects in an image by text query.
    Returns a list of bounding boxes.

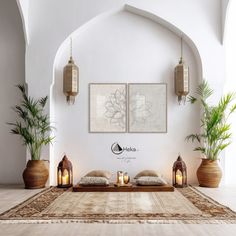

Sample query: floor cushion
[85,170,112,179]
[136,176,167,186]
[134,170,159,179]
[79,176,109,186]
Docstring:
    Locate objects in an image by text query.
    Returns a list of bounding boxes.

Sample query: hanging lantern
[174,37,189,104]
[63,38,79,104]
[57,155,73,188]
[172,155,187,188]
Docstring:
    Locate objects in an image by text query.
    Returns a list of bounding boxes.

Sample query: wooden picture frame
[89,83,127,133]
[128,83,167,133]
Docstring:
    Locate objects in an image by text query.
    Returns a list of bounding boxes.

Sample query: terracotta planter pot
[197,159,222,188]
[23,160,49,189]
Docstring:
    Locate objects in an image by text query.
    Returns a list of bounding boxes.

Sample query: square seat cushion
[136,176,167,186]
[134,170,159,179]
[79,176,109,186]
[85,170,112,179]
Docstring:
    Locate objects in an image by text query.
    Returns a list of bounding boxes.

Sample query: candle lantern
[174,37,189,105]
[173,155,187,188]
[57,155,73,188]
[123,172,130,184]
[117,171,124,185]
[63,38,79,104]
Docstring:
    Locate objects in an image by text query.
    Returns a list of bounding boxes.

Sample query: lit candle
[62,174,69,185]
[119,176,124,185]
[176,174,183,185]
[123,174,129,184]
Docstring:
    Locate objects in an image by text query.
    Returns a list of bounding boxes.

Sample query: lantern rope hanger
[67,37,72,64]
[174,35,190,105]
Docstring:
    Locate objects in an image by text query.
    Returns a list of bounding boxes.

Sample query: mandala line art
[129,93,152,126]
[104,88,126,129]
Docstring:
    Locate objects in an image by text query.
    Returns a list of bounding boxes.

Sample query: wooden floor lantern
[173,155,187,188]
[57,155,73,188]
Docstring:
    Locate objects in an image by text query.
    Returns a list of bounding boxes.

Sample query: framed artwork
[128,83,167,133]
[89,83,127,133]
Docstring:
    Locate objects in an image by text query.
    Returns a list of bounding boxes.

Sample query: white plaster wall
[25,0,223,96]
[224,0,236,186]
[16,0,29,43]
[222,0,230,42]
[17,0,225,185]
[53,10,200,185]
[0,0,25,184]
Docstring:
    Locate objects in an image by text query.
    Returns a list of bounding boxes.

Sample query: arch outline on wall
[53,4,203,85]
[50,4,203,185]
[16,0,29,44]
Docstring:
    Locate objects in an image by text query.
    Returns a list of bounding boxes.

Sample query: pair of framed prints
[89,83,167,133]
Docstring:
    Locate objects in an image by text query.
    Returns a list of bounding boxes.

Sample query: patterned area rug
[0,186,236,224]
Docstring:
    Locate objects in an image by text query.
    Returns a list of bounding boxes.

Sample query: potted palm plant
[186,80,236,187]
[8,85,54,189]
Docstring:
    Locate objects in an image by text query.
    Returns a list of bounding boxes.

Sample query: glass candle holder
[117,171,124,185]
[123,172,130,184]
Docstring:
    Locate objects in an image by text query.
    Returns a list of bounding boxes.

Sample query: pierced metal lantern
[57,155,73,188]
[174,37,189,104]
[173,155,187,188]
[63,38,79,104]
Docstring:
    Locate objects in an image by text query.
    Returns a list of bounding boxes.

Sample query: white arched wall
[0,0,26,184]
[223,0,236,186]
[222,0,230,44]
[17,0,225,186]
[16,0,29,44]
[51,7,201,185]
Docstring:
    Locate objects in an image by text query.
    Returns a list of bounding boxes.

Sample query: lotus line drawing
[104,88,126,129]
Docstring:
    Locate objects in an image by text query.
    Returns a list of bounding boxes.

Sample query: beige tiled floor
[0,185,42,214]
[0,185,236,236]
[195,185,236,211]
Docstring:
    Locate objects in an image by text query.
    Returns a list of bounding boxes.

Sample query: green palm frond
[230,103,236,115]
[219,93,235,112]
[187,95,197,104]
[8,84,54,160]
[16,84,25,94]
[196,80,213,100]
[185,134,202,143]
[39,96,48,108]
[193,147,206,153]
[186,80,236,160]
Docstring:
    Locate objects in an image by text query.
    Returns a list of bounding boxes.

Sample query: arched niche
[53,5,203,84]
[223,0,236,186]
[222,0,230,44]
[50,5,202,185]
[16,0,29,44]
[0,0,26,183]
